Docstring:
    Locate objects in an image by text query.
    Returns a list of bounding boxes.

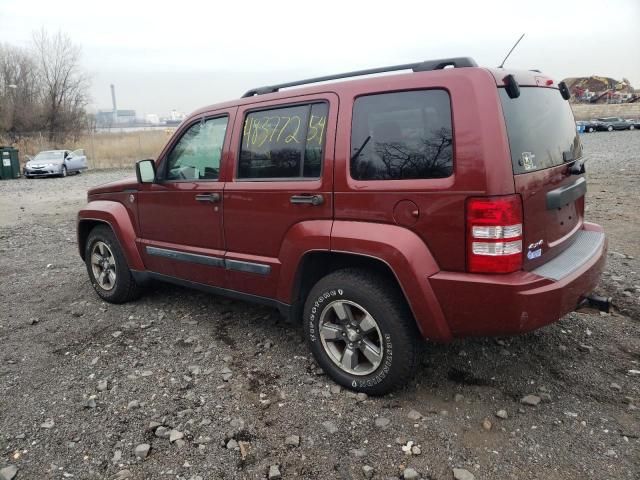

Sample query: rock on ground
[0,465,18,480]
[453,468,475,480]
[134,443,150,460]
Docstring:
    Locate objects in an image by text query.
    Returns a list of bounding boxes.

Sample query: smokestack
[110,84,117,123]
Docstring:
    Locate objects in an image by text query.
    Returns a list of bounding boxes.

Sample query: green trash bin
[0,146,20,180]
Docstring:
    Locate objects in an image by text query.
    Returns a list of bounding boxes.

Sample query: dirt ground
[0,131,638,480]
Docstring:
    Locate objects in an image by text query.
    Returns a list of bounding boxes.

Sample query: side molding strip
[146,246,224,267]
[225,259,271,275]
[145,246,271,275]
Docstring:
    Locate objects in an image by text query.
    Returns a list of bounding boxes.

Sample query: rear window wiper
[565,151,587,175]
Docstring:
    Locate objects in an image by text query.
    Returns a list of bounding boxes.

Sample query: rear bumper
[430,223,607,337]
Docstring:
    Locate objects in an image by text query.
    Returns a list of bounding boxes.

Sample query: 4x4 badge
[527,239,544,259]
[521,152,536,170]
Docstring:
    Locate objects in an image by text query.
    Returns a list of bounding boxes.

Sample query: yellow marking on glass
[316,115,326,145]
[267,116,281,142]
[285,115,301,144]
[277,116,291,142]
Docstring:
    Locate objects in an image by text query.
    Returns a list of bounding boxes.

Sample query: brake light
[466,195,523,273]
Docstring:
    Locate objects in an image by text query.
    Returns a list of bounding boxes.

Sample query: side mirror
[136,159,156,184]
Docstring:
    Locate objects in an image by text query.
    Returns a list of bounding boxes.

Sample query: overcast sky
[2,0,639,117]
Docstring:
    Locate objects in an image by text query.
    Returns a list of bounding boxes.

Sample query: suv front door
[223,94,337,299]
[137,108,236,287]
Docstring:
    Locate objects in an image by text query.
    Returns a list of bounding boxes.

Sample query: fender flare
[330,221,452,342]
[276,219,333,302]
[77,200,145,271]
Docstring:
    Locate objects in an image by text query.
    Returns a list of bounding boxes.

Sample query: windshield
[499,87,581,174]
[34,151,64,162]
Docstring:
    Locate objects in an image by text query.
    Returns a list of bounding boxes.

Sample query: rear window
[350,90,453,180]
[499,87,582,174]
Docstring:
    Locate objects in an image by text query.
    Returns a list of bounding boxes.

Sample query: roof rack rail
[241,57,477,98]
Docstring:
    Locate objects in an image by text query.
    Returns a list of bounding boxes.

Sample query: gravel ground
[1,132,639,480]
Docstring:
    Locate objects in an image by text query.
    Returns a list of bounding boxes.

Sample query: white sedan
[24,149,88,178]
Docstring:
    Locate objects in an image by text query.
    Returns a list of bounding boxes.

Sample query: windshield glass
[499,87,581,174]
[34,151,64,162]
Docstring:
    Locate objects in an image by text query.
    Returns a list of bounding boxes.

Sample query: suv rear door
[223,93,337,299]
[499,86,585,269]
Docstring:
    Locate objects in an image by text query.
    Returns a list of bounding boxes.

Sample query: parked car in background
[576,120,599,133]
[24,149,87,178]
[626,119,640,130]
[595,117,634,131]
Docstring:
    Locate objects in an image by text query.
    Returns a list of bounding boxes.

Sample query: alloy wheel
[90,241,117,291]
[318,299,384,375]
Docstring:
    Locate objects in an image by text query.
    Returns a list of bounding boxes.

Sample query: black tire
[303,268,420,395]
[85,225,141,303]
[630,125,635,131]
[607,126,613,132]
[61,165,67,177]
[588,127,594,133]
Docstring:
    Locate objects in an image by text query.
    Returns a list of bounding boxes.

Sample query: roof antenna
[498,33,525,69]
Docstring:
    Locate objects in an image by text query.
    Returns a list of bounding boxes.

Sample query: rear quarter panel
[332,68,515,272]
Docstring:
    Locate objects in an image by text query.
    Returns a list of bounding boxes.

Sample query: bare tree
[0,44,41,136]
[32,29,90,141]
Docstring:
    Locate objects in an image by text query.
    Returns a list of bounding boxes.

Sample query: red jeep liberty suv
[78,57,607,394]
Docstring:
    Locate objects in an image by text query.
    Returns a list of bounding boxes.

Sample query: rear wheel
[630,125,635,130]
[85,225,141,303]
[303,268,420,395]
[588,127,594,133]
[607,125,613,132]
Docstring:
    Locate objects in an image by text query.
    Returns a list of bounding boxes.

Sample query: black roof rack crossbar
[241,57,477,97]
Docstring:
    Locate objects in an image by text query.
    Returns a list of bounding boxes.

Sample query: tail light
[466,195,523,273]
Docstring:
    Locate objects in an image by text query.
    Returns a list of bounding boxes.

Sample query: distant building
[169,110,186,122]
[96,109,137,127]
[145,114,160,124]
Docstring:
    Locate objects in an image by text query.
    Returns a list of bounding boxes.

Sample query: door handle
[195,193,221,203]
[290,194,324,206]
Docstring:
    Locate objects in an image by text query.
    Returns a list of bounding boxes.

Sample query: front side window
[350,90,453,180]
[165,116,228,181]
[238,103,328,179]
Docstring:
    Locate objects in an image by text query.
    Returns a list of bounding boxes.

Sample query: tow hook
[579,294,612,313]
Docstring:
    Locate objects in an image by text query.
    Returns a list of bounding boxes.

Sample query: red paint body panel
[330,221,451,341]
[431,223,606,337]
[222,93,337,299]
[77,199,145,270]
[276,220,333,302]
[514,165,585,270]
[332,68,514,272]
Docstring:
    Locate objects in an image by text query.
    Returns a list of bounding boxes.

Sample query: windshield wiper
[351,136,371,161]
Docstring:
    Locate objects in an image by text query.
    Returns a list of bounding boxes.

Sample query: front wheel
[607,126,613,132]
[630,125,635,130]
[588,127,594,133]
[61,165,67,177]
[85,225,141,303]
[303,268,420,395]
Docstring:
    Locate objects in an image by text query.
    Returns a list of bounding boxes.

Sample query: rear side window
[350,90,453,180]
[238,103,328,179]
[499,87,582,174]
